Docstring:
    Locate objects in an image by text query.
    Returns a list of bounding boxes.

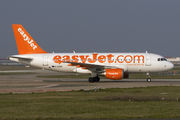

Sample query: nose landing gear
[147,78,151,82]
[146,72,151,82]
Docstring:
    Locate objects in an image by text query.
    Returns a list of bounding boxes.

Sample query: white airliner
[9,24,174,82]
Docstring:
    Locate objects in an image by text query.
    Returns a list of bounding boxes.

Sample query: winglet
[12,24,48,54]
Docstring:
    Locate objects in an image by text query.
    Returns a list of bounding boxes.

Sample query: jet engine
[102,68,123,80]
[102,68,129,80]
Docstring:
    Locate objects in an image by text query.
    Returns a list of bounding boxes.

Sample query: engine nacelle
[104,68,124,80]
[102,69,129,80]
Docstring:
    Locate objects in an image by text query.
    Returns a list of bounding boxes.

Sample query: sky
[0,0,180,58]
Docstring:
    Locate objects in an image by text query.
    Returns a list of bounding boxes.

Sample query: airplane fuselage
[10,53,173,73]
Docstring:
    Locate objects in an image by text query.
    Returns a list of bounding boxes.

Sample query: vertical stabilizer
[12,24,48,54]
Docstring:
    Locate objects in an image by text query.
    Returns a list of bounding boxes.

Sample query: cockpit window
[161,58,167,61]
[158,58,167,61]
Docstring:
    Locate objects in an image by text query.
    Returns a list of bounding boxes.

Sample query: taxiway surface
[0,69,180,93]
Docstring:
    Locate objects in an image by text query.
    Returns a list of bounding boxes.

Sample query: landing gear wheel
[147,78,151,82]
[89,77,94,83]
[94,77,100,82]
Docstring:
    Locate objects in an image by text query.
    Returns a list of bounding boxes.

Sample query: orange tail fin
[12,24,48,54]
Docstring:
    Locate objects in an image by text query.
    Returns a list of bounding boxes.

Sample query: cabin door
[43,55,48,66]
[145,55,151,66]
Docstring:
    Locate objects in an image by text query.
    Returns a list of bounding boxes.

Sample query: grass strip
[0,86,180,119]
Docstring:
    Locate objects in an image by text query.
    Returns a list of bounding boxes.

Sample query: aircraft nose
[167,62,174,70]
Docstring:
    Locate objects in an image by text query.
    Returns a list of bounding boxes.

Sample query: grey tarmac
[0,69,180,93]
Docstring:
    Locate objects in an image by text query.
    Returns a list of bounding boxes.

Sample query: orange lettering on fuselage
[133,55,144,63]
[79,55,89,63]
[53,55,62,64]
[72,55,78,62]
[98,55,106,63]
[107,54,114,63]
[88,53,98,63]
[117,55,124,63]
[53,54,145,65]
[124,55,132,63]
[62,55,70,62]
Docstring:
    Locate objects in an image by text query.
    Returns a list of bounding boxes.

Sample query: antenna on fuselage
[145,51,148,53]
[73,51,76,53]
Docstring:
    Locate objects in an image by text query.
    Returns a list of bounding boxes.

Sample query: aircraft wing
[65,61,122,70]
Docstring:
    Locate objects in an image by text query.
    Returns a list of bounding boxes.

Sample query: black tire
[89,77,94,83]
[94,77,100,82]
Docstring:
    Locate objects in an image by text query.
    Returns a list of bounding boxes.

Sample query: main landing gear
[88,77,100,83]
[146,72,151,82]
